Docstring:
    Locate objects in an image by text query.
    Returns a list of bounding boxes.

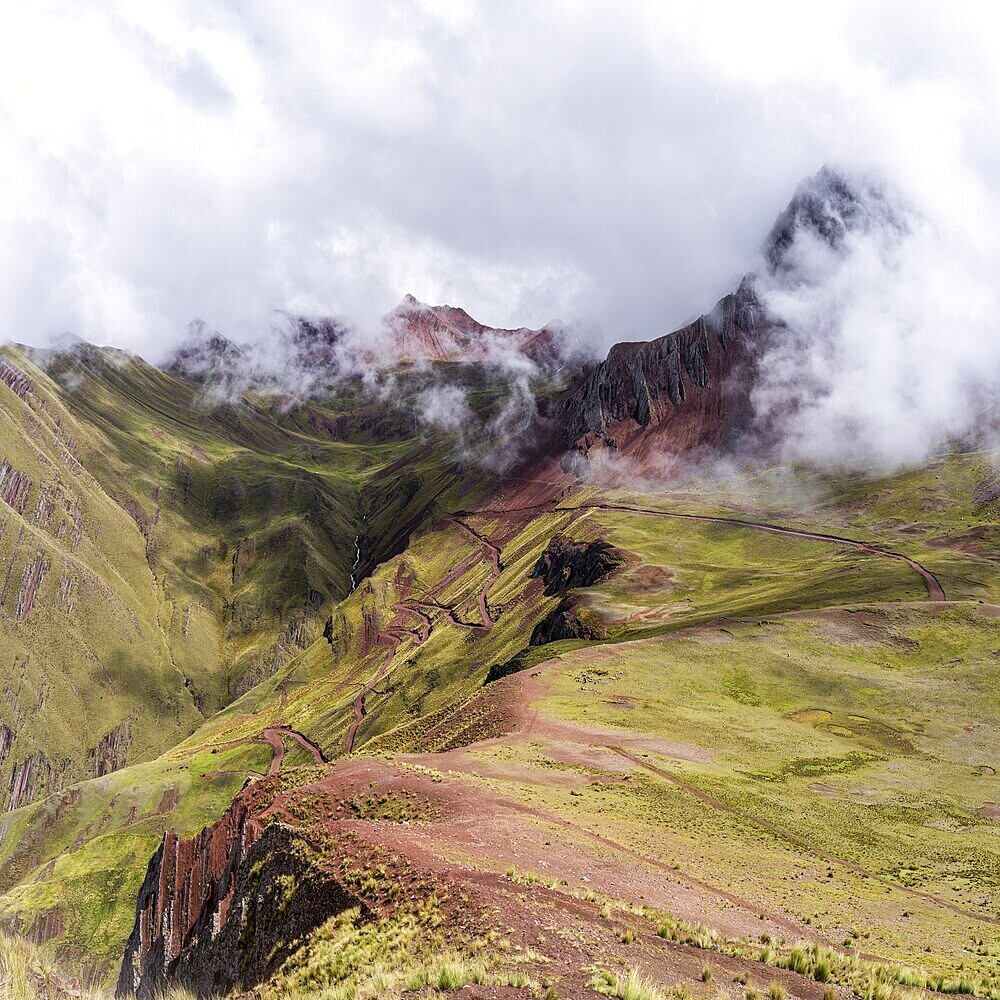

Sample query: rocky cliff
[116,782,265,997]
[558,166,894,469]
[560,278,763,465]
[114,770,369,1000]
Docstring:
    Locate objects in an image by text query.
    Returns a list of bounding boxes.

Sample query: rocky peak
[560,277,763,463]
[557,167,909,469]
[164,320,246,381]
[286,315,350,369]
[388,294,563,367]
[764,165,903,273]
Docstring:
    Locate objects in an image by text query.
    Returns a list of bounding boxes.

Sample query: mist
[751,167,1000,471]
[2,3,999,473]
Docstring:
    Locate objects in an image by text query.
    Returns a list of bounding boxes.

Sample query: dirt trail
[270,726,326,764]
[261,726,326,775]
[444,515,501,628]
[446,515,503,574]
[343,516,506,753]
[393,602,432,641]
[564,502,945,602]
[343,633,403,754]
[458,498,944,601]
[606,745,996,927]
[261,729,286,776]
[407,597,479,629]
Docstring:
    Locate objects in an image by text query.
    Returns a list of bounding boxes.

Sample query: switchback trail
[444,515,501,627]
[262,726,326,776]
[343,517,506,754]
[344,630,406,754]
[606,745,995,927]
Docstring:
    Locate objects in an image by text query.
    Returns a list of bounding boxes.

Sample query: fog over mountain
[2,2,999,470]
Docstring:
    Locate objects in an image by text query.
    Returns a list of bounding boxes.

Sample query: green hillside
[1,346,998,999]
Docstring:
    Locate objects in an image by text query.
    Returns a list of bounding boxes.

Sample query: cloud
[750,166,1000,470]
[416,382,471,432]
[1,2,997,367]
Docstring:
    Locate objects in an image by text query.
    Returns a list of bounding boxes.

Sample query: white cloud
[752,167,1000,470]
[0,0,998,381]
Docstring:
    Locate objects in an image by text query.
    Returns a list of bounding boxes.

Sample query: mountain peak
[764,165,902,272]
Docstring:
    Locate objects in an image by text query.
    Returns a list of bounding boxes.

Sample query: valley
[0,171,998,1000]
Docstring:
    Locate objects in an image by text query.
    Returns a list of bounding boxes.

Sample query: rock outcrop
[529,535,626,596]
[0,725,14,770]
[486,535,622,683]
[973,471,1000,508]
[560,279,762,464]
[6,750,72,812]
[117,786,266,997]
[559,166,894,468]
[116,771,414,998]
[0,359,34,400]
[764,164,902,272]
[528,595,607,646]
[93,719,133,778]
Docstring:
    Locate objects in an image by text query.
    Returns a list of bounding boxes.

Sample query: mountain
[560,277,762,465]
[164,295,571,395]
[387,294,566,366]
[559,166,905,470]
[1,171,999,1000]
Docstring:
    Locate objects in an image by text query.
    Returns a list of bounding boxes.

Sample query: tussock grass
[590,967,685,1000]
[0,930,195,1000]
[257,901,538,999]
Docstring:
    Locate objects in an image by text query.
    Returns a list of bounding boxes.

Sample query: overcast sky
[1,1,998,360]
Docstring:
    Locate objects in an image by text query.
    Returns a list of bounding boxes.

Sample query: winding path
[261,725,326,776]
[585,503,945,602]
[342,517,506,753]
[457,500,945,602]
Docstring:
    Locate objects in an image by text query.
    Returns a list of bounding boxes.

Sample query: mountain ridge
[2,168,998,1000]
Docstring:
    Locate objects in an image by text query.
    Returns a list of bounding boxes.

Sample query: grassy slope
[0,343,469,812]
[1,353,997,991]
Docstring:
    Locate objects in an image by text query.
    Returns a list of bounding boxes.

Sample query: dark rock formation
[560,278,762,463]
[93,719,133,778]
[558,167,896,468]
[0,460,33,514]
[14,553,49,619]
[117,781,365,998]
[0,725,14,769]
[288,315,349,369]
[973,471,1000,507]
[486,537,620,683]
[6,750,72,812]
[117,787,266,997]
[764,165,903,273]
[530,535,626,596]
[529,596,607,646]
[484,654,531,685]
